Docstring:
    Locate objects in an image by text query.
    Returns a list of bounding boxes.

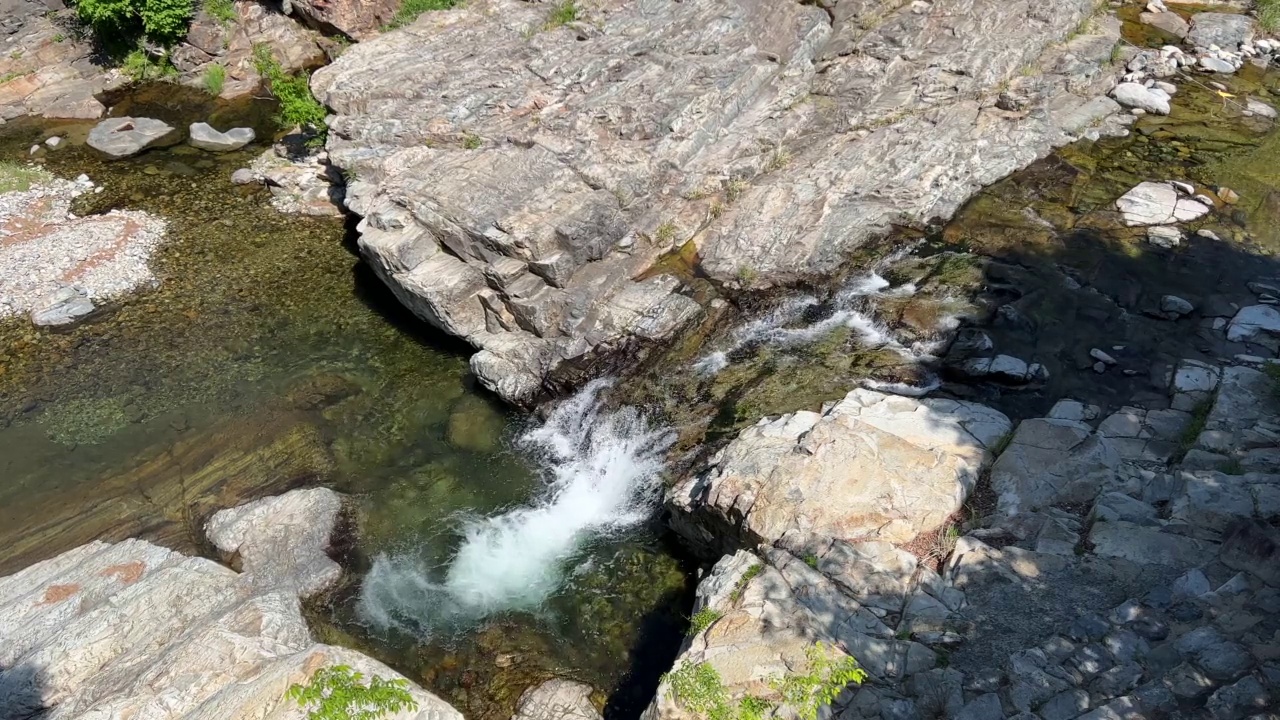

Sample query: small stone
[1197,228,1221,240]
[45,136,62,148]
[954,693,1002,720]
[1165,662,1216,699]
[1206,675,1271,719]
[1091,348,1117,365]
[1197,641,1255,681]
[1090,662,1144,699]
[1171,568,1211,599]
[1219,187,1240,204]
[1112,82,1171,114]
[189,122,256,152]
[28,144,40,155]
[1248,98,1278,119]
[1160,294,1194,316]
[231,168,258,185]
[1094,361,1108,373]
[1148,225,1182,248]
[1199,56,1236,73]
[1069,614,1112,642]
[1038,689,1090,720]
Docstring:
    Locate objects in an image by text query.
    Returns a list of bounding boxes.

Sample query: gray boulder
[1187,12,1254,49]
[1198,56,1237,74]
[1227,305,1280,344]
[86,117,176,158]
[310,0,1129,401]
[990,418,1120,515]
[29,286,94,326]
[1112,82,1171,114]
[188,122,256,152]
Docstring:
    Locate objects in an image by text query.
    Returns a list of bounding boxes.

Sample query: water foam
[357,379,675,638]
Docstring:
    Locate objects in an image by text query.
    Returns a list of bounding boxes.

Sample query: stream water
[0,85,692,720]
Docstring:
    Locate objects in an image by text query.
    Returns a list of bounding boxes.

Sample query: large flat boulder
[670,389,1011,546]
[0,490,461,720]
[87,117,177,159]
[312,0,1128,401]
[990,418,1120,516]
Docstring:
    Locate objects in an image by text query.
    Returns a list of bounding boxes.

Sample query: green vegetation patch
[203,0,236,24]
[202,63,225,96]
[72,0,193,49]
[253,45,328,144]
[545,0,579,29]
[1260,0,1280,33]
[287,665,418,720]
[384,0,461,30]
[0,162,53,194]
[663,644,867,720]
[688,607,724,636]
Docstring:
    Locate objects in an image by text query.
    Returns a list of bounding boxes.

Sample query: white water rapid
[357,379,675,638]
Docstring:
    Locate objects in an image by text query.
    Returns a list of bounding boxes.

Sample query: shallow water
[0,84,691,720]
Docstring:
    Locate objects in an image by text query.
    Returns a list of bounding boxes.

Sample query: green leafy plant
[544,0,577,28]
[462,132,482,149]
[803,554,819,570]
[204,0,236,23]
[253,44,328,144]
[286,665,418,720]
[384,0,460,30]
[53,32,67,42]
[771,644,868,720]
[122,48,177,81]
[688,607,724,636]
[73,0,194,46]
[729,563,763,603]
[0,70,26,85]
[203,63,225,95]
[662,645,866,720]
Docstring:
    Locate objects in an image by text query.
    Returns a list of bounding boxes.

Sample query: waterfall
[357,379,675,638]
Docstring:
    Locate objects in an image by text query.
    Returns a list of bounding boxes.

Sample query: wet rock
[1187,13,1255,50]
[1161,295,1195,317]
[247,144,346,217]
[512,679,602,720]
[1247,98,1278,120]
[1117,182,1211,226]
[1226,305,1280,344]
[670,389,1010,546]
[1112,82,1171,114]
[205,487,344,598]
[959,354,1049,384]
[1200,56,1238,74]
[230,167,257,185]
[29,286,94,327]
[188,122,256,152]
[87,117,177,158]
[1140,11,1188,38]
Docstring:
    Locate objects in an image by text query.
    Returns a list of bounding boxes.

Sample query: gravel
[0,174,167,322]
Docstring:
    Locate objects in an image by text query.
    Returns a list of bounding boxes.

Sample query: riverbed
[0,85,693,720]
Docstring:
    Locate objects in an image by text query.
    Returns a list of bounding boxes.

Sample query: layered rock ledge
[312,0,1131,402]
[0,488,461,720]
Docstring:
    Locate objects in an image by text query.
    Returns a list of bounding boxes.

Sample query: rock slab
[189,122,256,152]
[87,117,177,158]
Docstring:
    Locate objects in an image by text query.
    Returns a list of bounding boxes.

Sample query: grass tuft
[204,0,236,24]
[203,63,225,95]
[384,0,461,30]
[0,161,54,194]
[544,0,579,29]
[688,607,724,636]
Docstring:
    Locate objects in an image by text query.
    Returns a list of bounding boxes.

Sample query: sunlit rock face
[312,0,1129,402]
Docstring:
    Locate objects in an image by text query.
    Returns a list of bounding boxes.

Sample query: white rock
[513,680,602,720]
[1111,82,1171,114]
[1199,56,1237,73]
[1091,348,1118,365]
[44,136,62,148]
[1161,294,1195,316]
[1148,225,1183,248]
[1247,98,1277,119]
[1117,182,1211,226]
[1155,81,1178,95]
[1226,305,1280,343]
[1171,180,1194,195]
[188,122,257,152]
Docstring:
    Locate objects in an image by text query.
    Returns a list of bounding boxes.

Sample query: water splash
[357,379,675,638]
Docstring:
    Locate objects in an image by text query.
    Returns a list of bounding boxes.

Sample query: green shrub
[729,563,763,603]
[384,0,460,30]
[73,0,193,47]
[662,644,866,720]
[203,63,225,95]
[203,0,235,23]
[688,607,724,636]
[287,665,418,720]
[253,44,328,143]
[123,48,178,81]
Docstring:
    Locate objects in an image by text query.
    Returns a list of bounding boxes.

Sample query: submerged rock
[0,489,461,720]
[1116,182,1211,226]
[1186,13,1254,50]
[670,388,1011,547]
[28,286,95,326]
[512,680,601,720]
[188,122,256,152]
[87,117,177,158]
[312,0,1129,402]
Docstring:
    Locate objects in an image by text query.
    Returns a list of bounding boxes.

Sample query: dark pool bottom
[0,84,697,720]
